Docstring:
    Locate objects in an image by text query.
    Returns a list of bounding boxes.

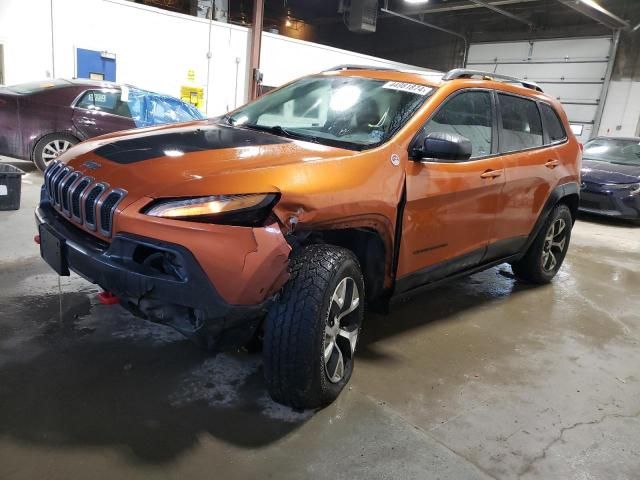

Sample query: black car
[580,137,640,223]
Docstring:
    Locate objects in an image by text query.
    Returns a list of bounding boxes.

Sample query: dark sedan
[580,137,640,223]
[0,79,204,171]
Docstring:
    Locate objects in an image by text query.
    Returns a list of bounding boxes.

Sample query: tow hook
[97,291,120,305]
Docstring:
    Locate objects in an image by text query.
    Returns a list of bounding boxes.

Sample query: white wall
[598,80,640,138]
[0,0,435,117]
[0,0,55,82]
[260,32,436,88]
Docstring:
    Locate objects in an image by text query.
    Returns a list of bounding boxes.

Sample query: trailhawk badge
[82,160,102,170]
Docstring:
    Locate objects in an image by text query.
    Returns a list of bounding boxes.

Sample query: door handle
[78,118,96,126]
[545,159,560,169]
[480,169,503,179]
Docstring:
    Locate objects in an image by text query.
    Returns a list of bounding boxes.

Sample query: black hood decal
[94,123,291,164]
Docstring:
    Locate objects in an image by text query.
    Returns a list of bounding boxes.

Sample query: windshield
[583,138,640,166]
[227,75,433,150]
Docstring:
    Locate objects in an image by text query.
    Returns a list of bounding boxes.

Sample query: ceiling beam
[399,0,540,15]
[468,0,535,27]
[556,0,629,30]
[380,7,468,66]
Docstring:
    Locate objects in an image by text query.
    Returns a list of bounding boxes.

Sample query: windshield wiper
[244,124,321,144]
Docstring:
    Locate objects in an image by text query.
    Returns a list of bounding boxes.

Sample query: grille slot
[45,162,62,199]
[83,184,105,228]
[99,191,125,236]
[71,178,92,220]
[50,167,70,205]
[60,172,80,213]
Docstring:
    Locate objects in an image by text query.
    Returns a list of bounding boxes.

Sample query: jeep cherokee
[36,66,581,408]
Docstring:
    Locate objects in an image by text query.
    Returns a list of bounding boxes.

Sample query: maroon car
[0,79,203,171]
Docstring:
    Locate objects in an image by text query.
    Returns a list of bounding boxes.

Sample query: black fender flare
[521,182,580,256]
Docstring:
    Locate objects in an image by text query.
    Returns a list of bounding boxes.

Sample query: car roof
[324,65,547,96]
[66,78,123,89]
[590,136,640,142]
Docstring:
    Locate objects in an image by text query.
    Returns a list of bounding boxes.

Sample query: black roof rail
[443,68,543,93]
[324,64,398,72]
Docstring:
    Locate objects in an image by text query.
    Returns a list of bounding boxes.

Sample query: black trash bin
[0,164,26,211]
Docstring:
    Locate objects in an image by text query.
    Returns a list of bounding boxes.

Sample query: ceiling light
[404,0,430,3]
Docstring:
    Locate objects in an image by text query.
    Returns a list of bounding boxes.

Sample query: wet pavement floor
[1,159,639,479]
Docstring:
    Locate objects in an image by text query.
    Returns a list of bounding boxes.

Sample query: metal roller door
[467,36,615,142]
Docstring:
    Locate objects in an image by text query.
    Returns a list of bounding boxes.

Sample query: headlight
[630,183,640,195]
[605,183,640,192]
[144,193,279,226]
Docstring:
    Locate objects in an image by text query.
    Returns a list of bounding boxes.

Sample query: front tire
[263,245,365,409]
[511,204,573,283]
[33,134,78,172]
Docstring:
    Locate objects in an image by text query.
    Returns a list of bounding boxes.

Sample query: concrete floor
[1,158,639,480]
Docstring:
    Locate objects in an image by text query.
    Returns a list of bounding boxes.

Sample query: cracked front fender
[116,197,291,305]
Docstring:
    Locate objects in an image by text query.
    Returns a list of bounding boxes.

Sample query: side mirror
[412,132,472,162]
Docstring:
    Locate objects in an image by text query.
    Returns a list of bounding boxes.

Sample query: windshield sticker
[382,81,432,96]
[121,85,130,102]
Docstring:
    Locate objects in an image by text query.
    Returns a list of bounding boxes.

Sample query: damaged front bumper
[35,202,287,350]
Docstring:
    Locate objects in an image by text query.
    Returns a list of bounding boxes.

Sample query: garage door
[467,37,614,142]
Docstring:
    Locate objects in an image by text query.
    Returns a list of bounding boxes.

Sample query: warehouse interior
[0,0,639,479]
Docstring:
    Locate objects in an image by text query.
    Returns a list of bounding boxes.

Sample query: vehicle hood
[581,158,640,185]
[60,120,358,200]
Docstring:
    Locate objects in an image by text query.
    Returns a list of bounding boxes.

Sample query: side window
[75,90,132,118]
[498,94,543,152]
[75,91,96,109]
[540,103,567,143]
[422,90,493,159]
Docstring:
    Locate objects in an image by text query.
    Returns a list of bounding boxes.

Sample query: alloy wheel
[541,218,567,272]
[324,276,360,384]
[42,139,73,166]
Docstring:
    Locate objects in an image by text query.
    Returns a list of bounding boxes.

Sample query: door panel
[398,157,506,285]
[72,90,135,139]
[491,93,556,244]
[397,89,504,288]
[491,147,555,243]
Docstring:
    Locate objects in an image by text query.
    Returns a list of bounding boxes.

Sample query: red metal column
[248,0,265,101]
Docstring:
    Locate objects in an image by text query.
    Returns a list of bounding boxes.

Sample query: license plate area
[39,224,70,276]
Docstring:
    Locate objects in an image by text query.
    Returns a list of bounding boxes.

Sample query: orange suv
[36,67,581,408]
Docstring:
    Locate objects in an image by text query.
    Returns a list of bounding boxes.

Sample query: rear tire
[263,245,365,409]
[33,133,78,172]
[511,204,573,284]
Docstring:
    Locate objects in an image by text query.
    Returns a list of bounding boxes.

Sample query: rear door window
[540,103,567,143]
[421,90,494,159]
[498,94,543,153]
[75,90,132,118]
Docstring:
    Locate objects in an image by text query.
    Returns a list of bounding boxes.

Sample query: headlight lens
[630,183,640,195]
[144,193,279,226]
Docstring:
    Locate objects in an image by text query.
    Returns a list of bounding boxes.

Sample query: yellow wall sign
[181,85,204,111]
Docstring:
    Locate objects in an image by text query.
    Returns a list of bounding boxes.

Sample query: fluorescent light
[404,0,429,3]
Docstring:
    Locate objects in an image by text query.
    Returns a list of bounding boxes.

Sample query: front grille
[84,184,105,228]
[43,161,127,237]
[71,178,91,219]
[99,191,125,235]
[51,167,70,205]
[580,191,615,211]
[60,172,80,213]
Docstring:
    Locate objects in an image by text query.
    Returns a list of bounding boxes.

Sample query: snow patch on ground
[110,319,185,345]
[258,394,313,422]
[170,354,261,407]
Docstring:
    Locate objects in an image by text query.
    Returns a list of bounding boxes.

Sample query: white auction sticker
[0,185,7,196]
[382,81,432,96]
